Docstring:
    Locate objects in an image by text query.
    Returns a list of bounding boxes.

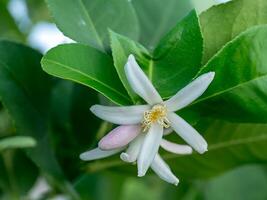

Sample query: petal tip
[186,146,193,154]
[208,71,215,79]
[174,178,179,186]
[137,165,146,177]
[128,54,135,61]
[120,152,130,162]
[138,171,146,177]
[79,152,88,161]
[89,105,97,113]
[198,146,208,154]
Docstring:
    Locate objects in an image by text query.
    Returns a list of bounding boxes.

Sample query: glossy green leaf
[110,30,150,103]
[111,10,203,100]
[41,44,131,105]
[132,0,192,48]
[190,25,267,122]
[0,41,78,198]
[200,0,267,63]
[85,119,267,180]
[0,136,36,151]
[46,0,139,51]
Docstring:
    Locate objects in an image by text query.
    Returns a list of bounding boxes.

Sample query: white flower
[80,55,215,185]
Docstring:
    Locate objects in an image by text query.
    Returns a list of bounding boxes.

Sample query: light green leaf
[0,41,78,198]
[200,0,267,63]
[42,44,131,105]
[46,0,139,52]
[0,136,36,151]
[111,10,203,100]
[190,25,267,122]
[132,0,193,49]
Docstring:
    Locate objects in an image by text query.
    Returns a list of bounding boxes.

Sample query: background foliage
[1,0,267,199]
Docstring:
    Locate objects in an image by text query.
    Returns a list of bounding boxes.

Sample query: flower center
[141,104,170,132]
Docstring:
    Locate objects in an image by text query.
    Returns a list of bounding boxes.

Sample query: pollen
[142,104,171,132]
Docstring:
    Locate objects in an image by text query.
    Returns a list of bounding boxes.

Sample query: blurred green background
[1,0,267,199]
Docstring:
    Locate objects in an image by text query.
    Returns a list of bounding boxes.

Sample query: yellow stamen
[141,104,170,132]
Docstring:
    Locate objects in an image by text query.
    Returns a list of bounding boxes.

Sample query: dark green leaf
[110,30,150,103]
[42,43,131,105]
[190,25,267,122]
[46,0,139,51]
[50,81,101,178]
[132,0,192,48]
[153,10,203,98]
[0,41,78,198]
[200,0,267,63]
[0,151,38,197]
[111,10,203,100]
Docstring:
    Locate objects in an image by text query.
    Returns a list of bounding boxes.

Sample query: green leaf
[50,81,102,177]
[153,10,203,98]
[41,44,131,105]
[204,165,267,200]
[74,173,126,200]
[110,30,150,103]
[132,0,193,48]
[189,25,267,122]
[0,41,78,198]
[200,0,267,63]
[85,119,267,180]
[0,1,24,42]
[0,151,39,197]
[111,10,203,100]
[0,136,36,151]
[46,0,139,52]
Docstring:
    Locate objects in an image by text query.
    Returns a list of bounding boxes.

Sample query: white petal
[137,123,163,176]
[90,104,149,124]
[161,139,193,155]
[168,112,208,154]
[79,147,123,161]
[151,154,179,186]
[164,72,215,111]
[163,128,173,136]
[125,55,162,105]
[120,134,145,163]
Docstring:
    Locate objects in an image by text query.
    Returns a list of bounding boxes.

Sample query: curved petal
[79,147,123,161]
[151,154,179,186]
[164,72,215,112]
[99,125,141,150]
[90,104,149,124]
[120,134,145,163]
[125,55,162,105]
[168,112,207,154]
[161,139,193,155]
[137,123,163,176]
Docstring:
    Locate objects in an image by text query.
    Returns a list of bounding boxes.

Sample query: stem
[2,151,19,200]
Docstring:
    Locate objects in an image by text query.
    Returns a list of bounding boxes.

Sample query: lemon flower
[80,55,215,184]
